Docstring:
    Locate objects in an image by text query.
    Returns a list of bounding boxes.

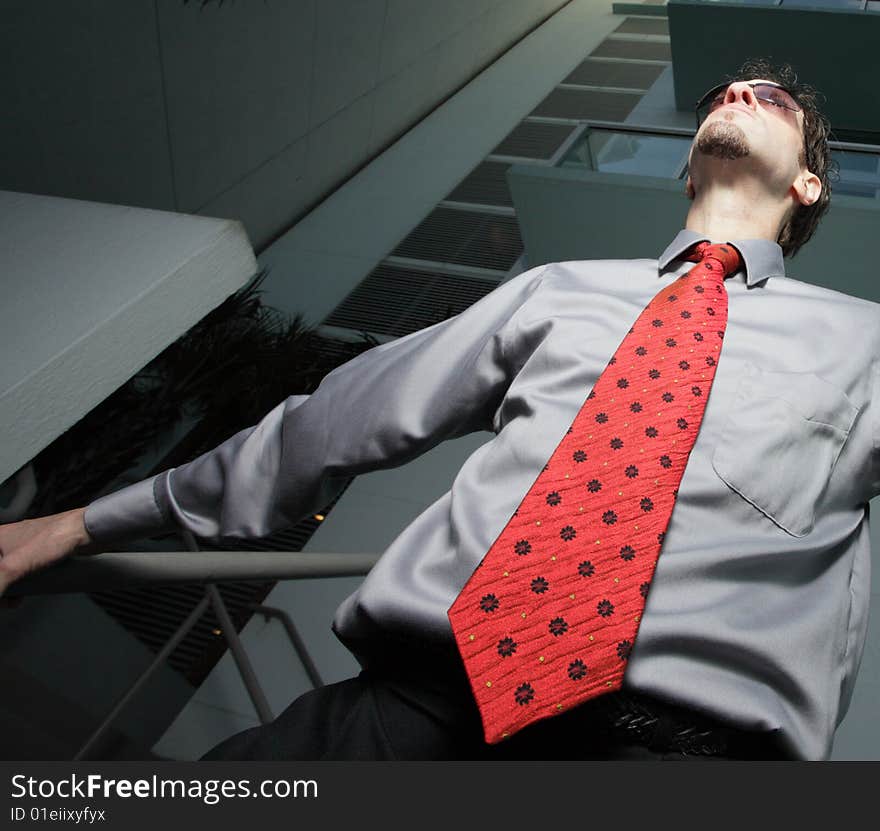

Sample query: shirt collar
[657,229,786,287]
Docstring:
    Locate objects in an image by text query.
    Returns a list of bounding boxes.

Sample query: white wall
[0,0,569,251]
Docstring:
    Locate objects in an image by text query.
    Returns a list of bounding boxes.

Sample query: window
[559,129,691,178]
[832,149,880,199]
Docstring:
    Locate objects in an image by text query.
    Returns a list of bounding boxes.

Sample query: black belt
[585,690,782,758]
[364,649,786,759]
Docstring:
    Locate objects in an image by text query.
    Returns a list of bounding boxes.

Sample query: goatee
[695,120,750,161]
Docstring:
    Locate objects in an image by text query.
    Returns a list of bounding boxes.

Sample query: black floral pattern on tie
[498,637,517,657]
[531,577,549,594]
[480,594,500,613]
[549,617,569,636]
[515,683,535,705]
[568,659,588,680]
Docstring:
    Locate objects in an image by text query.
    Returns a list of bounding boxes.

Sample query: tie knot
[684,241,742,279]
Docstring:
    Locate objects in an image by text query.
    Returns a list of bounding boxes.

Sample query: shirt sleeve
[83,263,551,546]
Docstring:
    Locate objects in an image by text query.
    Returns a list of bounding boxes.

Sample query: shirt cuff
[83,470,177,547]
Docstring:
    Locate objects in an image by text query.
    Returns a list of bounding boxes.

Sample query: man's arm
[0,263,550,590]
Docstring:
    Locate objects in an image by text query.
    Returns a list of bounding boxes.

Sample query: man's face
[687,78,809,196]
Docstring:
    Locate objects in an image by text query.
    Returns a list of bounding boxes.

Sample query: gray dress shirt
[84,228,880,760]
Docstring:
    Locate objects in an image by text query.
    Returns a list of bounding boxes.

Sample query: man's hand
[0,508,94,598]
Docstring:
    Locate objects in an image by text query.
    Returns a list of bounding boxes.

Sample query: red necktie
[447,241,743,744]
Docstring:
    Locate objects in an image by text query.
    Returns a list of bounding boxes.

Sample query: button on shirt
[84,228,880,760]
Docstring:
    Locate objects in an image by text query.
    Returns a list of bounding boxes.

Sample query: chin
[696,121,750,161]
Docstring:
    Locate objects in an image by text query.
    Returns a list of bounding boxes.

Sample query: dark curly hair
[694,57,837,259]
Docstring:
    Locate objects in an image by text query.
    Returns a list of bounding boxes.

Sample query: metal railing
[4,532,380,760]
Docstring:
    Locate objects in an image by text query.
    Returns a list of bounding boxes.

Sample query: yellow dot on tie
[614,577,619,584]
[588,434,592,438]
[702,373,706,378]
[469,634,475,641]
[502,732,510,738]
[690,348,695,352]
[539,656,544,662]
[635,524,639,529]
[661,356,665,360]
[624,422,628,427]
[565,474,570,479]
[672,440,677,445]
[635,614,641,622]
[611,398,615,402]
[673,379,678,384]
[654,478,659,484]
[595,539,601,544]
[642,387,648,392]
[640,449,644,453]
[589,635,595,642]
[503,571,509,577]
[551,555,557,561]
[606,681,613,687]
[486,681,492,687]
[569,593,575,600]
[579,506,584,512]
[556,704,564,711]
[618,491,623,496]
[521,612,527,619]
[657,411,662,415]
[536,520,541,526]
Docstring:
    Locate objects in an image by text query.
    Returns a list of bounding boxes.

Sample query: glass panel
[697,0,781,5]
[558,131,880,198]
[560,129,692,178]
[780,0,865,7]
[832,149,880,199]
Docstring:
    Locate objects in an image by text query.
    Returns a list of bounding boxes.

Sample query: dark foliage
[26,268,378,517]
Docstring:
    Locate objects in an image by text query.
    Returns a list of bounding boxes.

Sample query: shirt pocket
[711,362,860,537]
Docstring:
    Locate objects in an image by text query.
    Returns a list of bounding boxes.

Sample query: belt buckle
[607,692,729,756]
[607,693,660,745]
[669,724,729,756]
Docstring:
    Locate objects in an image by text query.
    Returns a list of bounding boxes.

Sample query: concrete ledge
[0,191,258,484]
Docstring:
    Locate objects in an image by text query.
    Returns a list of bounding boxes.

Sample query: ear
[685,173,695,199]
[793,170,821,207]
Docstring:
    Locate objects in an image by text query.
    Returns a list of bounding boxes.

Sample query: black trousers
[200,651,787,761]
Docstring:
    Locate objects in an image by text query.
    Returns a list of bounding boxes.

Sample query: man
[2,58,878,761]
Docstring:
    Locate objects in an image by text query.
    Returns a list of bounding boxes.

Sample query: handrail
[3,550,382,597]
[73,591,213,760]
[540,118,880,154]
[10,545,382,759]
[248,603,326,690]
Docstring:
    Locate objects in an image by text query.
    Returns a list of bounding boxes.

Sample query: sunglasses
[695,82,802,130]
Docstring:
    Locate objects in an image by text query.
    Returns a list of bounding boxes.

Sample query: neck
[685,178,789,244]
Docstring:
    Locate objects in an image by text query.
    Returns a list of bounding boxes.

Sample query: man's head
[685,58,835,258]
